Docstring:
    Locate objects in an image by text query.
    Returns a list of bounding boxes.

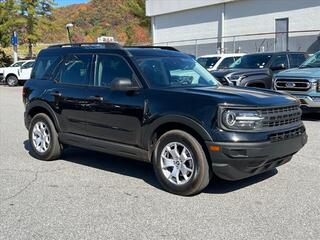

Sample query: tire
[6,75,18,87]
[153,130,211,196]
[28,113,62,161]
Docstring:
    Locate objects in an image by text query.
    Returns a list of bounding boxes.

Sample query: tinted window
[197,57,220,69]
[288,53,307,68]
[271,54,288,68]
[57,54,92,85]
[136,57,219,88]
[31,56,61,79]
[93,55,134,87]
[217,57,236,69]
[11,61,25,67]
[300,52,320,68]
[22,61,34,69]
[230,54,272,69]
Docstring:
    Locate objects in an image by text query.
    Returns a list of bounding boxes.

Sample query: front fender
[142,114,213,149]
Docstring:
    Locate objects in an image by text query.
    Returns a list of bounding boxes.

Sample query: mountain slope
[40,0,150,44]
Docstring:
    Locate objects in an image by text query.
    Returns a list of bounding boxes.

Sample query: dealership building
[146,0,320,56]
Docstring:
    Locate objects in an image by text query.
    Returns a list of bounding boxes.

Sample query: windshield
[11,61,25,67]
[197,57,220,69]
[135,57,220,88]
[230,54,272,69]
[300,52,320,68]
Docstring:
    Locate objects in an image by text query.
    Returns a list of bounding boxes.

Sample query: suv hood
[275,67,320,78]
[211,68,270,78]
[179,86,297,107]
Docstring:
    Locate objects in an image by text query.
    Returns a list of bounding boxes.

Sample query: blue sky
[54,0,89,7]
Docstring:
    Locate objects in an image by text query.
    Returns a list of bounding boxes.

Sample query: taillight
[22,87,27,104]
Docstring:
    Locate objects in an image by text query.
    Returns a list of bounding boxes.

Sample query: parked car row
[0,59,35,86]
[197,50,319,113]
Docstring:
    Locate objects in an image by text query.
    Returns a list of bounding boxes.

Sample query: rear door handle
[88,96,104,102]
[50,91,62,97]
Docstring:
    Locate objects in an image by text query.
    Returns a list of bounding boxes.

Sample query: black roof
[40,43,187,58]
[245,51,307,56]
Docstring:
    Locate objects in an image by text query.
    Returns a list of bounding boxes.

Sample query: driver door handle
[50,91,62,97]
[88,96,104,102]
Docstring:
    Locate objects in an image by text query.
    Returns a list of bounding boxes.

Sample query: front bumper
[206,132,307,181]
[291,94,320,112]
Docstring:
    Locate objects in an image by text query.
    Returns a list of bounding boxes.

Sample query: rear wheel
[29,113,62,161]
[6,75,18,87]
[153,130,211,196]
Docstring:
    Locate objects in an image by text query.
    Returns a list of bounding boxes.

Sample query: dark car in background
[211,52,308,88]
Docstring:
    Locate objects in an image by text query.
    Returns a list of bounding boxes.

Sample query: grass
[1,43,50,60]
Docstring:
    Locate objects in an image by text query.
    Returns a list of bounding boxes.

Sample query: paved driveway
[0,86,319,240]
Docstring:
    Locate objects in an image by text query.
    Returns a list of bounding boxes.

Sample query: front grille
[269,126,305,142]
[275,78,311,91]
[259,105,302,128]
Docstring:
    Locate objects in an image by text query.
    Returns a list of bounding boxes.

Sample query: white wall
[152,0,320,45]
[224,0,320,39]
[153,5,222,44]
[146,0,237,17]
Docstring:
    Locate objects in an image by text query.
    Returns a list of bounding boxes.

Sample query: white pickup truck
[1,60,35,86]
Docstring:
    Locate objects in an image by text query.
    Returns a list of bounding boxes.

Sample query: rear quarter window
[31,55,61,80]
[288,54,307,68]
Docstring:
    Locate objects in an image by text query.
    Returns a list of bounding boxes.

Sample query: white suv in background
[197,53,246,71]
[3,60,35,86]
[0,60,27,84]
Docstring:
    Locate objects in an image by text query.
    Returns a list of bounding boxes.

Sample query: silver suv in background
[274,51,320,113]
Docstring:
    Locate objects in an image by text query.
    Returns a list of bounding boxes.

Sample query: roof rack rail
[125,45,179,52]
[48,42,122,49]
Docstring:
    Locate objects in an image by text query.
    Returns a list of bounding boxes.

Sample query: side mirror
[110,78,140,91]
[270,63,286,71]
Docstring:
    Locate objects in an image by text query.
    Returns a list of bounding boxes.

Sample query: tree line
[0,0,54,58]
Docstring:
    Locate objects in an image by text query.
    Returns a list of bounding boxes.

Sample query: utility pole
[11,31,18,62]
[66,23,74,43]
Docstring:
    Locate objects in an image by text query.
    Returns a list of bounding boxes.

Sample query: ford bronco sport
[23,43,307,195]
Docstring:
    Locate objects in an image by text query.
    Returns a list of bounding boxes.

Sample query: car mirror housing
[110,78,140,91]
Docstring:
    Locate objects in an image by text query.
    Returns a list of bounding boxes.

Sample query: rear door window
[217,57,236,69]
[57,54,92,85]
[288,53,307,68]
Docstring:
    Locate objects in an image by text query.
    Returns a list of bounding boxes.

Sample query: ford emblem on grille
[286,82,296,88]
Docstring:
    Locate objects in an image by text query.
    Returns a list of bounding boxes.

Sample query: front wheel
[6,75,18,87]
[29,113,62,161]
[153,130,211,196]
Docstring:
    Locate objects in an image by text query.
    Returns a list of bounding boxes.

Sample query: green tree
[121,0,150,27]
[0,0,19,48]
[19,0,54,58]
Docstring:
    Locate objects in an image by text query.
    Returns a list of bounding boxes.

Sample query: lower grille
[275,78,311,91]
[269,126,305,142]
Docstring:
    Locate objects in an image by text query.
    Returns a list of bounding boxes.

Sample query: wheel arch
[143,115,213,163]
[25,101,60,132]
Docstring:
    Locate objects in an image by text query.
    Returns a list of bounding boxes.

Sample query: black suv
[23,43,307,195]
[212,52,308,88]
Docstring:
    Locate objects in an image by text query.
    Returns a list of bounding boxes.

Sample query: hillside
[39,0,150,44]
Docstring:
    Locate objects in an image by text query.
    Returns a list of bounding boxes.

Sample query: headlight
[221,109,264,130]
[317,80,320,92]
[226,74,245,81]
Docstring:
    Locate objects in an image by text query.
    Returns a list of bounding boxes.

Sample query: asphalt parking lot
[0,86,319,240]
